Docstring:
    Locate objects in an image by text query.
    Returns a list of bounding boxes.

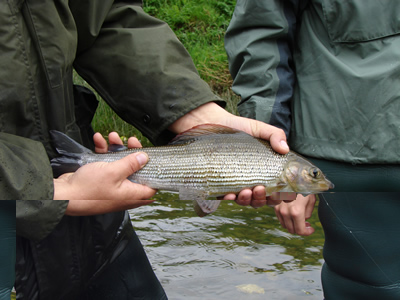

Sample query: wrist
[53,174,76,200]
[168,102,230,134]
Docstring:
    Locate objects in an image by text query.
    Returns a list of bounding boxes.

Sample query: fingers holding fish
[108,131,142,149]
[268,192,297,205]
[256,125,290,155]
[94,132,109,153]
[94,132,142,154]
[107,132,125,147]
[236,186,267,208]
[234,188,254,206]
[221,111,290,155]
[53,152,157,203]
[229,188,295,209]
[180,102,290,155]
[127,136,142,148]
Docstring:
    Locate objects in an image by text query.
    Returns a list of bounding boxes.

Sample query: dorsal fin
[168,124,247,145]
[50,130,91,157]
[108,144,128,152]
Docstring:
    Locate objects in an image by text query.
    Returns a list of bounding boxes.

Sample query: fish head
[282,153,334,193]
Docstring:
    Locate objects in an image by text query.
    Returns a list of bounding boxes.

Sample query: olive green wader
[319,193,400,300]
[312,160,400,300]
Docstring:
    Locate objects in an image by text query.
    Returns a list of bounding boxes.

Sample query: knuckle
[290,209,302,218]
[279,209,290,218]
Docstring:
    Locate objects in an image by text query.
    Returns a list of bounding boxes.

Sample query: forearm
[168,102,230,134]
[169,102,290,154]
[64,199,154,216]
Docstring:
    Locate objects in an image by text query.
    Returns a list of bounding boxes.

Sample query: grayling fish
[51,124,334,216]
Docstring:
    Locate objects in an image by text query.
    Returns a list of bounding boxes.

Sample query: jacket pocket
[320,0,400,42]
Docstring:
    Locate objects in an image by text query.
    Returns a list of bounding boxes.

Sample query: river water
[129,194,325,300]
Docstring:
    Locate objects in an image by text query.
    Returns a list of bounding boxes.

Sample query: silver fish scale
[204,134,287,196]
[132,145,209,191]
[79,132,288,197]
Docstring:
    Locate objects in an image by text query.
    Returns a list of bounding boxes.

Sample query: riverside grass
[74,0,239,146]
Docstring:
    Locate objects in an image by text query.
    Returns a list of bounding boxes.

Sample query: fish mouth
[319,180,335,191]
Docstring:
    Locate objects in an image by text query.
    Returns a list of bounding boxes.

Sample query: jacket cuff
[16,200,69,241]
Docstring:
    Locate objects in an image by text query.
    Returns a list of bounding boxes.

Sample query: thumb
[111,152,149,180]
[250,120,289,155]
[303,222,315,236]
[269,132,289,155]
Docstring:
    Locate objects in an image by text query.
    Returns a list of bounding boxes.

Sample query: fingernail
[280,140,289,150]
[136,153,148,167]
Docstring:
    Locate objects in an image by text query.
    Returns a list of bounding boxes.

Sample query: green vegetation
[75,0,239,144]
[143,0,235,92]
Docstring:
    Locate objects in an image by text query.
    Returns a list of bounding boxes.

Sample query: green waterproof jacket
[225,0,400,165]
[0,0,222,202]
[1,0,223,298]
[225,2,400,299]
[1,1,223,213]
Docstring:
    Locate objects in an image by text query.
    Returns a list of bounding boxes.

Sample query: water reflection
[129,193,325,299]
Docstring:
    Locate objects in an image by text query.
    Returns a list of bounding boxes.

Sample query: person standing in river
[225,1,400,299]
[1,1,295,299]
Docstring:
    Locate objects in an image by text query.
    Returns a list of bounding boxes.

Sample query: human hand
[169,102,293,204]
[169,102,289,154]
[274,194,317,236]
[93,131,142,153]
[227,190,297,208]
[53,132,157,216]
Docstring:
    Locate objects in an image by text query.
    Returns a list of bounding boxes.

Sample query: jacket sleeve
[225,0,303,137]
[16,200,69,241]
[0,133,54,200]
[0,133,68,240]
[72,2,224,146]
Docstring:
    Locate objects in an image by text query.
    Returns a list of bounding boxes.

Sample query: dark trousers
[85,228,167,300]
[319,193,400,300]
[0,201,16,300]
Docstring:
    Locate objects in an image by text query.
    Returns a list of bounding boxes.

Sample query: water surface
[130,194,325,299]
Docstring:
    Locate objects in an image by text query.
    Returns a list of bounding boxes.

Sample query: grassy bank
[75,0,239,144]
[143,0,235,93]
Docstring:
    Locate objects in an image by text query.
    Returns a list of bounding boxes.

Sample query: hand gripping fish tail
[50,130,92,178]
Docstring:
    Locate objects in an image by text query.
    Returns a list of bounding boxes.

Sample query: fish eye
[310,168,320,178]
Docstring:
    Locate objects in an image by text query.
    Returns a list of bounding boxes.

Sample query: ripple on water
[129,196,324,299]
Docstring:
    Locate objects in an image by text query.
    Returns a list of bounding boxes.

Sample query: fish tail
[50,130,91,177]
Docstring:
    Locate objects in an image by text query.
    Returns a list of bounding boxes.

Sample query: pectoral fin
[265,180,287,195]
[193,199,221,217]
[178,188,220,217]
